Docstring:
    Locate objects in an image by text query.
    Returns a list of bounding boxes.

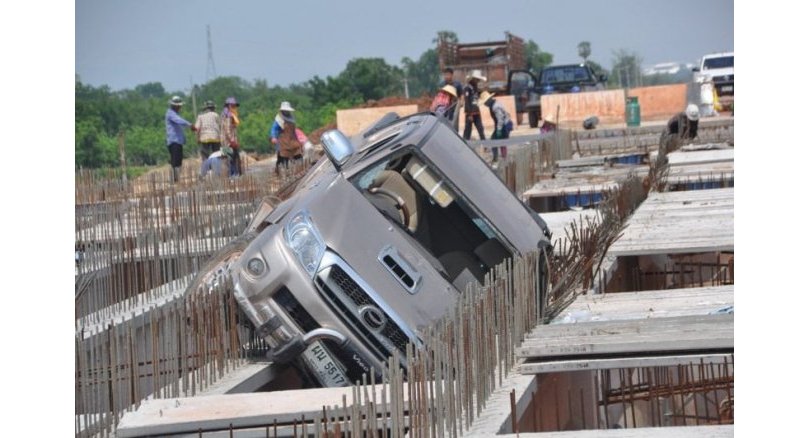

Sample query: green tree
[609,49,643,88]
[401,48,439,97]
[338,58,403,102]
[433,30,458,45]
[524,40,553,73]
[577,41,591,62]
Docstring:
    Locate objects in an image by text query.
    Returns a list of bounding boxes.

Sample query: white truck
[693,52,734,111]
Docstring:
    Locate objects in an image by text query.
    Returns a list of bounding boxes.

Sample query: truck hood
[303,173,459,332]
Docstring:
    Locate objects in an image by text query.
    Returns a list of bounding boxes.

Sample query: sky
[75,0,734,92]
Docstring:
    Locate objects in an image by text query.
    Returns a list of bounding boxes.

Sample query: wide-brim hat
[204,100,215,109]
[479,91,495,105]
[543,115,557,124]
[168,96,184,106]
[440,84,458,98]
[468,69,487,82]
[224,97,239,107]
[279,101,296,112]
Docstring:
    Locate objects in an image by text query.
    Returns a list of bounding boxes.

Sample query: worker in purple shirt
[165,96,196,183]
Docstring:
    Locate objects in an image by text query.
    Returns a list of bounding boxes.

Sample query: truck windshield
[351,150,511,289]
[541,66,591,83]
[703,56,733,69]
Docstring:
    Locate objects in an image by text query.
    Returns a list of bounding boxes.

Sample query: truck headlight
[284,210,325,277]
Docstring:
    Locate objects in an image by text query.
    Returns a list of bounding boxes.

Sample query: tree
[433,30,458,45]
[609,49,643,88]
[338,58,403,102]
[577,41,591,62]
[401,48,439,97]
[524,40,553,73]
[134,82,166,99]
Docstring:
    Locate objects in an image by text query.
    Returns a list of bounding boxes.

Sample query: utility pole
[403,76,410,99]
[206,24,217,82]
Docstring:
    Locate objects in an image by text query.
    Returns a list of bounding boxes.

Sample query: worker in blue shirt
[165,96,196,182]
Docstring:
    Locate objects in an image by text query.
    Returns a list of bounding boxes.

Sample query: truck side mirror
[321,129,355,171]
[691,67,699,72]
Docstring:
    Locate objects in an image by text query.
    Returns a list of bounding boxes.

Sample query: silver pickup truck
[191,113,552,387]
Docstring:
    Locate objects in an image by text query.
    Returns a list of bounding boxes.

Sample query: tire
[186,231,258,297]
[529,110,539,128]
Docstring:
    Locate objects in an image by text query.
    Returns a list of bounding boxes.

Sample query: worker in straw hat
[463,69,487,141]
[480,91,514,162]
[193,100,221,176]
[430,84,458,122]
[269,101,312,172]
[220,97,242,176]
[165,96,197,183]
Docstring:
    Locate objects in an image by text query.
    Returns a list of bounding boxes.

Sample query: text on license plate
[301,341,349,387]
[720,86,733,92]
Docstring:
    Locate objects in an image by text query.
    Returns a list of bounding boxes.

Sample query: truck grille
[272,287,320,332]
[317,265,411,359]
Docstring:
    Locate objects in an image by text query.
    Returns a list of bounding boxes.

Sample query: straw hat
[440,84,458,98]
[543,114,557,124]
[279,101,296,112]
[468,69,487,82]
[168,96,184,106]
[479,91,495,105]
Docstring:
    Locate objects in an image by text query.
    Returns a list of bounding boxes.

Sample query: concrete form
[607,188,734,257]
[498,426,733,437]
[116,383,410,437]
[516,314,733,359]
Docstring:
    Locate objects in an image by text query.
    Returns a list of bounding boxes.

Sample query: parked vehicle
[508,64,608,127]
[188,113,552,388]
[692,52,734,110]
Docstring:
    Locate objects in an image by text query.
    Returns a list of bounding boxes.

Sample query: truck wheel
[529,111,539,128]
[186,231,259,297]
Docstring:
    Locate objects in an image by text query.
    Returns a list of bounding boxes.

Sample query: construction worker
[269,101,310,172]
[220,97,242,176]
[429,84,458,122]
[165,96,196,183]
[193,100,221,177]
[659,103,700,157]
[441,67,463,129]
[480,91,513,162]
[463,70,487,141]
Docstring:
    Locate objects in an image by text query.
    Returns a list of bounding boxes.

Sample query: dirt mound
[360,95,433,112]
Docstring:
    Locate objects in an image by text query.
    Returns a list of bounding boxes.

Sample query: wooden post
[118,131,127,184]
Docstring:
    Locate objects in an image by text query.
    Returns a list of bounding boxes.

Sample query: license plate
[721,85,733,92]
[301,341,350,387]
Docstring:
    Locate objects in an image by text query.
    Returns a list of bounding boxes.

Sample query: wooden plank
[336,105,418,137]
[518,353,733,374]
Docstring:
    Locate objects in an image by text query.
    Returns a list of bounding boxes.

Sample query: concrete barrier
[336,104,418,136]
[540,90,626,125]
[457,95,518,137]
[628,84,688,121]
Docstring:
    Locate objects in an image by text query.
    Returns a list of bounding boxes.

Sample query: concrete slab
[607,188,734,256]
[116,383,411,438]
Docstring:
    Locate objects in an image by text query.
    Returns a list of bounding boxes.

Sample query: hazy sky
[76,0,733,92]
